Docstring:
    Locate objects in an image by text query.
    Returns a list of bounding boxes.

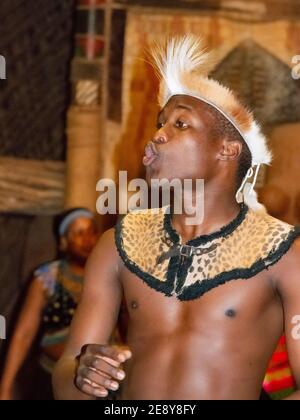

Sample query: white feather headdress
[150,36,272,211]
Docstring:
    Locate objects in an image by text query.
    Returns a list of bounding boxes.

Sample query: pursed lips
[143,142,160,167]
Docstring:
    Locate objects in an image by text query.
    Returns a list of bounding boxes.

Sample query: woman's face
[65,217,98,263]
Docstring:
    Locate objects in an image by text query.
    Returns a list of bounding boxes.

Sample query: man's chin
[146,167,166,181]
[147,173,179,184]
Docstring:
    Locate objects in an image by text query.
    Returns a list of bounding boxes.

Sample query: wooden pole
[64,0,108,212]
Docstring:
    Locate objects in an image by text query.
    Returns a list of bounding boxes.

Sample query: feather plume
[150,35,217,98]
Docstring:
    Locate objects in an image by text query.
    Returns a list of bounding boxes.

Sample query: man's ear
[60,237,68,252]
[217,138,242,161]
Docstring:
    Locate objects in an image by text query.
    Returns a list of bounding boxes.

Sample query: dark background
[0,0,74,358]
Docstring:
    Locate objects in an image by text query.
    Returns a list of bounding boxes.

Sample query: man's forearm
[52,356,95,400]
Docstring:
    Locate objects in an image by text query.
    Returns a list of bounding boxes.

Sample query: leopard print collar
[115,205,300,301]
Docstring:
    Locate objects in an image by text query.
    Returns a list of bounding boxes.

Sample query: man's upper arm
[276,238,300,388]
[64,227,123,356]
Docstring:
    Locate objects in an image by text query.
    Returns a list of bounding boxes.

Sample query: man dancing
[53,36,300,400]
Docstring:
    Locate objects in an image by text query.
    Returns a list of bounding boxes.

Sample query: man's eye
[175,120,188,129]
[157,122,164,129]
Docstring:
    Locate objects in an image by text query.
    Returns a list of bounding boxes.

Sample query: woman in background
[0,208,98,400]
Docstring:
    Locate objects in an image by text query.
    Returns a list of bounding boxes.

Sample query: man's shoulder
[290,236,300,256]
[85,228,122,284]
[270,236,300,301]
[101,227,116,241]
[278,236,300,265]
[119,207,167,220]
[252,209,294,230]
[247,209,299,250]
[96,227,118,255]
[233,209,300,280]
[268,231,300,292]
[259,212,300,257]
[115,208,166,245]
[115,207,166,234]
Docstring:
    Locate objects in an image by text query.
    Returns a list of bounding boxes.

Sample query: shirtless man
[53,36,300,400]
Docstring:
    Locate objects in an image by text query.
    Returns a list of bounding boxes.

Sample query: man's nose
[153,130,168,145]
